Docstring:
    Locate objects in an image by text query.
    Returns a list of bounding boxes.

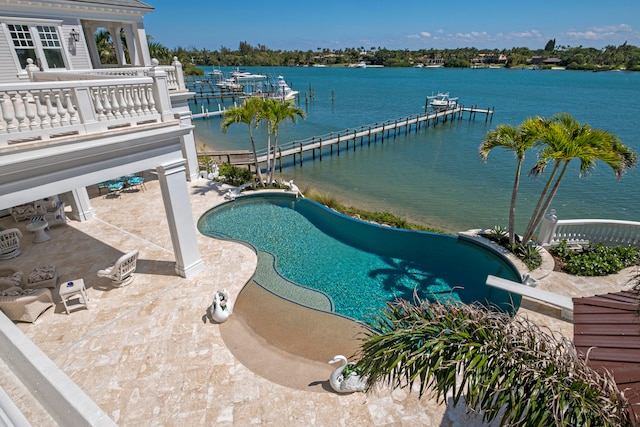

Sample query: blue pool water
[198,193,522,322]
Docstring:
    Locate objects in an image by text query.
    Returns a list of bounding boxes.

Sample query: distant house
[543,57,562,65]
[472,53,508,65]
[0,0,204,278]
[530,56,543,65]
[423,54,444,66]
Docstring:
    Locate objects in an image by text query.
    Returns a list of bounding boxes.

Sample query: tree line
[148,38,640,72]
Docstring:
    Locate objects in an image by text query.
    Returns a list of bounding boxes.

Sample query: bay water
[192,66,640,234]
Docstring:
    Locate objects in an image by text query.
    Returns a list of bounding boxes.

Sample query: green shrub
[480,226,542,271]
[483,225,509,246]
[516,244,543,271]
[217,163,253,187]
[551,240,640,276]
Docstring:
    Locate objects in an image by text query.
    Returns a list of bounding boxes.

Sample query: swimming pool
[198,192,522,322]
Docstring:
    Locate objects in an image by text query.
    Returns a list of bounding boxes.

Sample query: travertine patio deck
[0,172,636,426]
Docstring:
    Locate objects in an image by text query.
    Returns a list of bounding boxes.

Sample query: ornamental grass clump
[356,299,631,426]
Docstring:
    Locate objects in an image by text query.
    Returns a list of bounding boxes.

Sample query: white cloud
[420,32,432,37]
[590,24,632,33]
[567,30,601,40]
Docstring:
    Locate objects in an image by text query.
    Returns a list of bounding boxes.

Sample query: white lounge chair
[0,228,22,260]
[97,250,139,287]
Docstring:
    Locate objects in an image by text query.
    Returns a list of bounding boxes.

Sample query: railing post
[146,59,174,121]
[538,209,558,246]
[73,86,101,132]
[171,56,186,91]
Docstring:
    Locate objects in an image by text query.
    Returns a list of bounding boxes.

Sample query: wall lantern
[70,29,79,42]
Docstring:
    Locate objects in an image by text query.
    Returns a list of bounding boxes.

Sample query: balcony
[0,58,190,149]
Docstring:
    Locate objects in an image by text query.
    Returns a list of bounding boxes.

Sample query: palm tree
[479,119,539,246]
[95,29,116,64]
[221,97,265,186]
[258,99,305,184]
[521,112,637,244]
[148,41,172,64]
[356,299,631,426]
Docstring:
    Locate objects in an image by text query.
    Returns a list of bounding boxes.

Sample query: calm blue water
[198,193,521,322]
[193,67,640,234]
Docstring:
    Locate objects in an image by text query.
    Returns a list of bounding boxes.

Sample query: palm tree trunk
[526,162,570,242]
[522,163,560,243]
[508,160,523,245]
[249,134,265,187]
[265,129,272,185]
[270,130,279,184]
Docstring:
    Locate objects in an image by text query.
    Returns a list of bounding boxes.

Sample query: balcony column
[177,111,199,182]
[60,188,94,222]
[156,159,205,278]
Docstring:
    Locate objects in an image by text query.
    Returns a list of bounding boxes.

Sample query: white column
[60,188,94,222]
[122,24,140,66]
[538,209,558,246]
[135,22,153,66]
[156,159,205,278]
[177,111,199,181]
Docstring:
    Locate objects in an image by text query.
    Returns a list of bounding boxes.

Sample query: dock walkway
[199,105,494,170]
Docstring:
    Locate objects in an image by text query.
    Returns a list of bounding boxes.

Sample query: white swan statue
[208,289,232,323]
[224,189,237,200]
[328,355,368,393]
[286,180,304,198]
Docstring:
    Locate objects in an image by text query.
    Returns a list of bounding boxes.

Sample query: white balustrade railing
[0,76,169,146]
[538,210,640,247]
[29,57,187,92]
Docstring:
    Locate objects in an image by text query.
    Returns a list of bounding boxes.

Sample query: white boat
[230,68,266,80]
[428,92,458,110]
[269,76,298,101]
[348,61,367,68]
[216,78,243,91]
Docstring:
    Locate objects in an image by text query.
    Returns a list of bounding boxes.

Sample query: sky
[143,0,640,51]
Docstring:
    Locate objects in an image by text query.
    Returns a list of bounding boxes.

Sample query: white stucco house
[0,1,206,424]
[0,0,204,279]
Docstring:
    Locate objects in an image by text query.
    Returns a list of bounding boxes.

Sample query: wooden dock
[199,104,494,170]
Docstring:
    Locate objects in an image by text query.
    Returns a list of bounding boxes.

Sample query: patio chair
[106,181,124,198]
[0,228,22,259]
[97,249,139,287]
[126,175,146,192]
[0,287,54,323]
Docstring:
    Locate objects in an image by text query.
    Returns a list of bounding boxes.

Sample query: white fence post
[538,209,558,246]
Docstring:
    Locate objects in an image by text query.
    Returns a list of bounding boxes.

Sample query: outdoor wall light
[70,28,79,42]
